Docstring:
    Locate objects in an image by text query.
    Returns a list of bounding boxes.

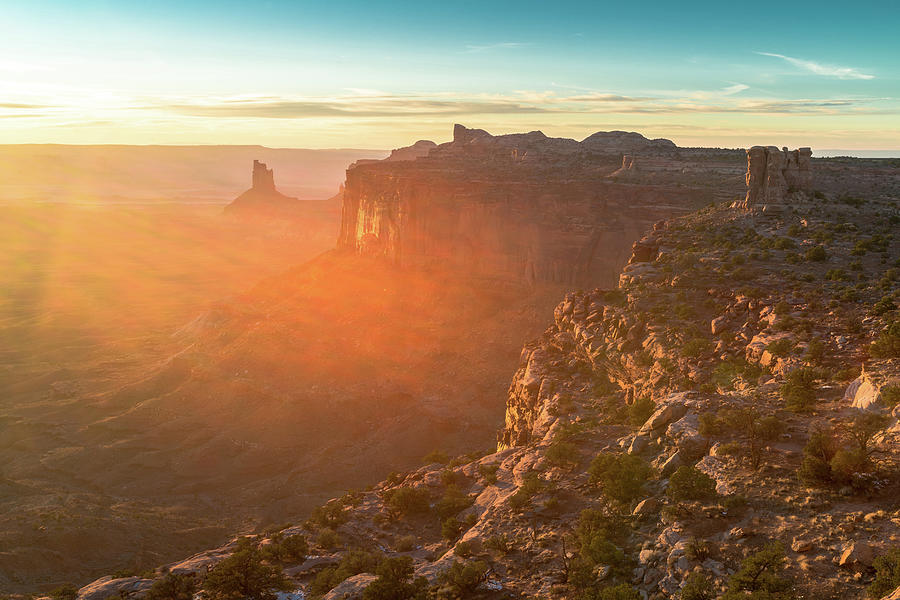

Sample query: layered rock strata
[338,125,738,287]
[738,145,812,209]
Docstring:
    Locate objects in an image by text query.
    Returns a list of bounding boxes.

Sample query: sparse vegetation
[868,548,900,598]
[667,466,717,502]
[721,543,792,600]
[145,574,198,600]
[588,452,652,506]
[781,367,820,411]
[203,539,290,600]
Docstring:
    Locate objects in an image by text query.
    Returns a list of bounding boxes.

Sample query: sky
[1,0,898,151]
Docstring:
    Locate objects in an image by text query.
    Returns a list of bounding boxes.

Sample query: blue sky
[0,0,897,150]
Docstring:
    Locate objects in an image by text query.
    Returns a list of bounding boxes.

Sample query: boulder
[639,398,689,435]
[839,541,874,569]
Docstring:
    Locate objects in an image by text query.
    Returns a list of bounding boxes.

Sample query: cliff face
[338,125,741,287]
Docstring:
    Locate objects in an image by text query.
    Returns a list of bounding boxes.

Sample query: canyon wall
[338,125,743,287]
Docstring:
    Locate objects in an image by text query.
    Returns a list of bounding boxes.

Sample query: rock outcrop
[338,125,740,287]
[737,145,812,209]
[225,160,301,216]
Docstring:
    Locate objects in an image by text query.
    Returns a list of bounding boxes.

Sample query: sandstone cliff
[338,125,742,287]
[736,145,813,209]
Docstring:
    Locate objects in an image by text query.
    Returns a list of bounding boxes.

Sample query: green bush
[436,560,489,597]
[798,427,839,486]
[596,584,641,600]
[477,463,499,484]
[441,517,465,541]
[628,397,656,429]
[146,574,197,600]
[805,245,827,261]
[685,537,712,561]
[868,548,900,598]
[261,533,308,564]
[436,485,473,520]
[395,535,417,552]
[50,585,78,600]
[309,550,383,596]
[568,509,633,594]
[309,500,348,528]
[384,487,431,518]
[871,321,900,358]
[781,367,819,411]
[765,338,794,358]
[316,528,340,549]
[722,543,792,600]
[203,540,290,600]
[666,466,717,502]
[423,449,450,464]
[546,439,579,466]
[805,338,825,365]
[872,296,897,316]
[588,452,652,506]
[485,534,512,554]
[508,472,544,512]
[680,572,715,600]
[362,557,428,600]
[882,383,900,408]
[682,338,713,358]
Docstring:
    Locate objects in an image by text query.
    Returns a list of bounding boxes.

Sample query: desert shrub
[477,463,499,484]
[309,500,348,528]
[568,509,633,593]
[628,397,655,429]
[439,469,461,487]
[698,412,723,439]
[766,338,794,358]
[680,572,715,600]
[758,415,785,441]
[773,237,795,250]
[316,528,340,550]
[453,540,474,559]
[872,296,897,316]
[870,321,900,358]
[384,486,431,518]
[395,535,417,552]
[798,426,839,486]
[145,574,197,600]
[868,548,900,598]
[805,245,827,261]
[588,452,652,506]
[882,384,900,408]
[722,543,792,600]
[667,466,717,502]
[826,268,849,281]
[546,439,579,466]
[441,516,465,541]
[50,585,78,600]
[423,449,449,464]
[595,584,641,600]
[261,533,308,563]
[436,485,472,519]
[682,338,712,358]
[203,539,290,600]
[485,534,512,554]
[508,472,544,512]
[362,557,428,600]
[716,441,742,456]
[309,550,383,596]
[435,560,489,597]
[805,338,825,364]
[781,367,819,411]
[685,537,712,561]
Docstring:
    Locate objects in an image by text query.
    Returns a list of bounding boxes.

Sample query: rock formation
[225,160,300,216]
[338,125,740,287]
[738,145,812,209]
[251,159,276,191]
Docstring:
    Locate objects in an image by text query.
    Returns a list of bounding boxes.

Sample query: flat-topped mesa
[337,125,743,287]
[251,159,276,191]
[737,145,812,209]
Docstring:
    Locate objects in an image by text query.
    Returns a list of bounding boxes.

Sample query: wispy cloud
[757,52,874,80]
[464,42,529,53]
[145,91,888,120]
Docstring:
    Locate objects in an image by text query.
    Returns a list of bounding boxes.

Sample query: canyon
[4,131,899,598]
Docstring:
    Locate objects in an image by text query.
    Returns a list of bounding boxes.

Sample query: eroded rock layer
[338,125,742,287]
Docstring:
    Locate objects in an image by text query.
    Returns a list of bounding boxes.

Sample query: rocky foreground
[31,153,900,600]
